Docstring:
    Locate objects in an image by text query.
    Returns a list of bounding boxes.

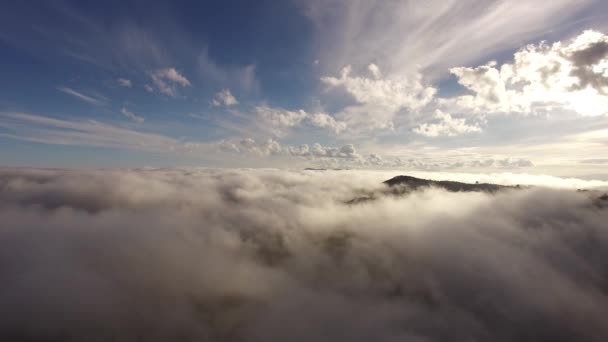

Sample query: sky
[1,0,608,177]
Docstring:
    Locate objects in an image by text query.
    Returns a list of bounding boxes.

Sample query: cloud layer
[1,168,607,341]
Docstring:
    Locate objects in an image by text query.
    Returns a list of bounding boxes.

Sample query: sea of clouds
[1,168,607,341]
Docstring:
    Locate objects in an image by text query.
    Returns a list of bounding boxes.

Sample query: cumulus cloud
[149,67,191,97]
[212,138,536,171]
[0,168,607,341]
[414,110,481,137]
[0,112,539,171]
[117,78,132,88]
[212,89,239,107]
[254,106,347,137]
[355,154,534,171]
[254,106,308,137]
[120,107,144,124]
[321,65,436,133]
[446,30,608,116]
[367,63,381,79]
[308,112,347,134]
[215,138,359,161]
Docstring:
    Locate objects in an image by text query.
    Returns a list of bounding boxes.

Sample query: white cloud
[117,78,132,88]
[213,138,360,162]
[254,106,347,136]
[303,0,594,77]
[1,168,607,340]
[212,89,239,107]
[0,112,176,151]
[321,64,436,133]
[120,107,144,124]
[255,106,308,137]
[446,30,608,116]
[57,86,106,106]
[198,48,258,92]
[149,68,191,97]
[414,110,481,137]
[367,63,381,79]
[308,112,347,134]
[144,84,154,93]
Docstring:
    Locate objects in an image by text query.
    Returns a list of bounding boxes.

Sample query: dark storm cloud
[1,168,608,341]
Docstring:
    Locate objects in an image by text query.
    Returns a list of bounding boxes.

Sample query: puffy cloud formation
[0,168,607,341]
[212,89,239,107]
[360,156,534,170]
[255,106,346,136]
[120,107,144,124]
[255,106,308,137]
[308,112,347,134]
[0,112,538,170]
[321,65,436,133]
[216,138,358,161]
[447,30,608,116]
[414,110,481,137]
[117,78,132,88]
[149,67,191,97]
[210,138,537,171]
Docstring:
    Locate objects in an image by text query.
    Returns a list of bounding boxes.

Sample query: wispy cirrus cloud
[57,86,107,106]
[120,107,144,124]
[0,112,174,151]
[303,0,595,77]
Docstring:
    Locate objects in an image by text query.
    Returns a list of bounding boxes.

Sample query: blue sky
[1,0,608,177]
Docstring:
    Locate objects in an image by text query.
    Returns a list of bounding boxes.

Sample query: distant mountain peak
[383,175,517,193]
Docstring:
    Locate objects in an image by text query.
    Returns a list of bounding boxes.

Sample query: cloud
[0,112,176,151]
[117,78,132,88]
[321,65,436,133]
[212,89,239,107]
[446,30,608,116]
[254,106,347,137]
[215,138,358,161]
[211,138,536,171]
[367,63,381,79]
[302,0,594,77]
[198,48,258,92]
[149,68,191,97]
[0,112,541,171]
[254,106,308,137]
[414,110,481,137]
[120,107,144,124]
[144,84,154,92]
[308,113,347,134]
[57,86,106,106]
[356,155,534,171]
[580,158,608,164]
[0,168,607,341]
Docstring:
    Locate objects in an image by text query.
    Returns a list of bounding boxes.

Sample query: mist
[1,168,607,341]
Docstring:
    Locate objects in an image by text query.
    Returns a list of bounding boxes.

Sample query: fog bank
[1,168,607,341]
